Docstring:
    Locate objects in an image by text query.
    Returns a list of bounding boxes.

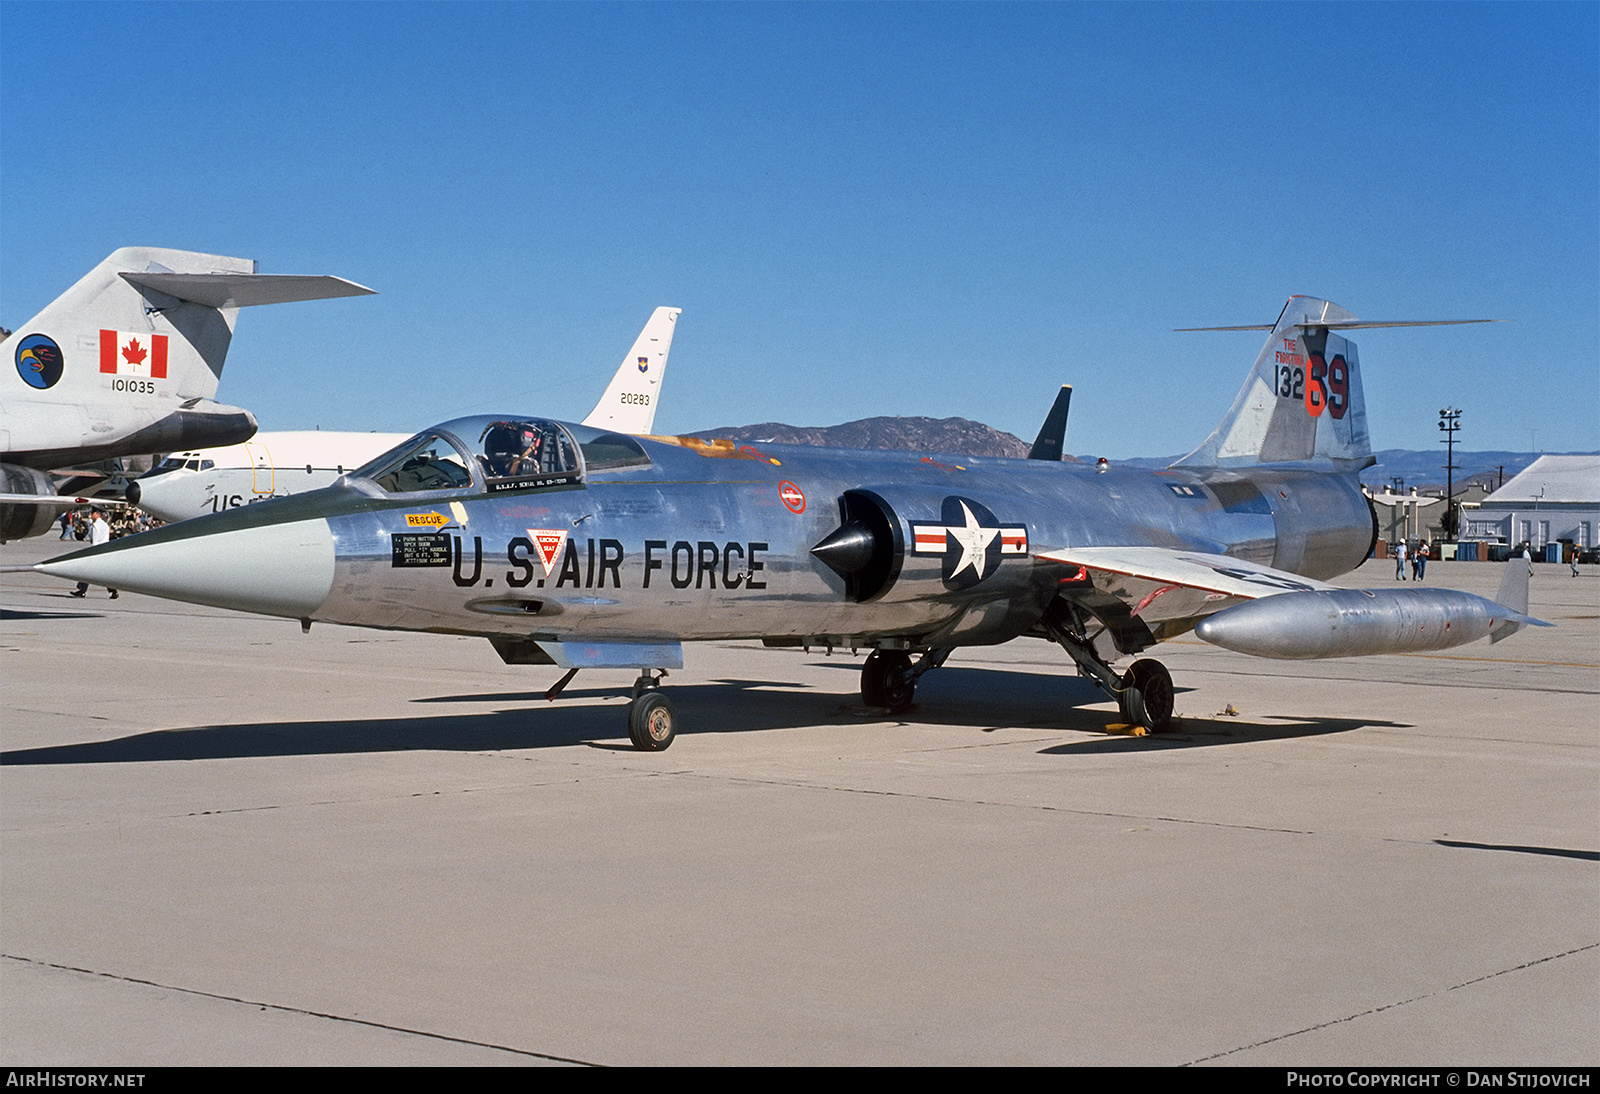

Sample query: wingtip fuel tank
[1193,584,1549,660]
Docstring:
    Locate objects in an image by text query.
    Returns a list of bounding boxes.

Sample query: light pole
[1533,486,1544,554]
[1439,408,1461,539]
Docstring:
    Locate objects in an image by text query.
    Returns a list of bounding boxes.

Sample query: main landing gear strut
[599,627,1172,748]
[1042,615,1174,733]
[859,648,952,713]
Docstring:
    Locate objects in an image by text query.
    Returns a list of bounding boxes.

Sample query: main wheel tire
[1121,658,1174,733]
[1117,678,1138,725]
[861,650,915,713]
[628,692,677,751]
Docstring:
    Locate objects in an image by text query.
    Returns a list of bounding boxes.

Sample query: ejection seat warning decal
[527,529,569,577]
[392,532,452,567]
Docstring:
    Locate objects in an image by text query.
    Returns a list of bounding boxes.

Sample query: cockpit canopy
[479,419,577,481]
[148,453,216,475]
[352,415,651,496]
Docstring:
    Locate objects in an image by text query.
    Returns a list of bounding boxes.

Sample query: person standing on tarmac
[68,508,117,599]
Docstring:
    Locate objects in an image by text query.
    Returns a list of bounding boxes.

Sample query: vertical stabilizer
[1174,296,1371,468]
[583,307,680,434]
[3,247,373,468]
[14,248,256,405]
[1028,385,1073,461]
[1489,557,1531,643]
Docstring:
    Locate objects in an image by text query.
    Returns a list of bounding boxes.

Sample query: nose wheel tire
[628,691,677,751]
[861,650,916,713]
[1118,658,1174,733]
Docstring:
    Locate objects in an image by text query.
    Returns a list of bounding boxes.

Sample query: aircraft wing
[1038,546,1544,657]
[1035,546,1339,639]
[0,492,129,509]
[1038,546,1338,598]
[120,271,376,308]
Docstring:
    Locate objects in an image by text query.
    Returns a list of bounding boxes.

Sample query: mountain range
[693,417,1590,494]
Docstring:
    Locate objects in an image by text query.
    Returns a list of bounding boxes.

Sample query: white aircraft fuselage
[128,432,411,521]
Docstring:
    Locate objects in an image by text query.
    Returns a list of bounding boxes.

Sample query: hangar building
[1460,455,1600,556]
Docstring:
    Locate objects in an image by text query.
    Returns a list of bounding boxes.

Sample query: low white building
[1369,487,1442,545]
[1460,455,1600,552]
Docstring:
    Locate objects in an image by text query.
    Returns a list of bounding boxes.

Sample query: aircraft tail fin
[1173,297,1373,469]
[1172,298,1499,470]
[1028,385,1072,461]
[582,307,681,434]
[10,247,375,403]
[1494,554,1531,616]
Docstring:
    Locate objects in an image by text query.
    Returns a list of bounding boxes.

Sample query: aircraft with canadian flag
[0,246,373,540]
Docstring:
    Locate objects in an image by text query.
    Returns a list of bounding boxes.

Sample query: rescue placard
[391,532,452,567]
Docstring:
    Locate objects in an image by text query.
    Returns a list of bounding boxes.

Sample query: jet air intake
[1,465,67,541]
[812,489,904,602]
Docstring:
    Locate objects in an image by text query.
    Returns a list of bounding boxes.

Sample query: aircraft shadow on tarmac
[1035,715,1413,754]
[0,667,1404,766]
[808,662,1410,750]
[1,607,105,621]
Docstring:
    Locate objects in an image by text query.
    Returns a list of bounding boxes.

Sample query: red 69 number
[1303,352,1349,420]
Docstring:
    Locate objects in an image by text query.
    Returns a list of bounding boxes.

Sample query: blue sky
[3,1,1595,460]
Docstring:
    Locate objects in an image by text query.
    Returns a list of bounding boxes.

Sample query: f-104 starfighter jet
[39,297,1545,749]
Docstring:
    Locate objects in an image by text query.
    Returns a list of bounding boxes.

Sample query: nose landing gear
[627,671,676,750]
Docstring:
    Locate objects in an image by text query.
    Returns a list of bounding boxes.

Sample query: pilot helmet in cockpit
[480,421,543,479]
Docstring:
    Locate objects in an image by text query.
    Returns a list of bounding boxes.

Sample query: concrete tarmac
[3,536,1596,1065]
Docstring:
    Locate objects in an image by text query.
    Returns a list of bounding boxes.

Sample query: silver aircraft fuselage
[38,297,1536,746]
[75,415,1375,653]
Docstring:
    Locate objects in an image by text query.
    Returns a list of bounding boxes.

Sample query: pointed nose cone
[38,517,335,619]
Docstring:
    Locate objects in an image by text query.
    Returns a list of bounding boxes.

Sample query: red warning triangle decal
[528,529,567,576]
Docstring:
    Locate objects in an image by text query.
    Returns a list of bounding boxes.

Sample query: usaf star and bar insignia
[910,496,1028,591]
